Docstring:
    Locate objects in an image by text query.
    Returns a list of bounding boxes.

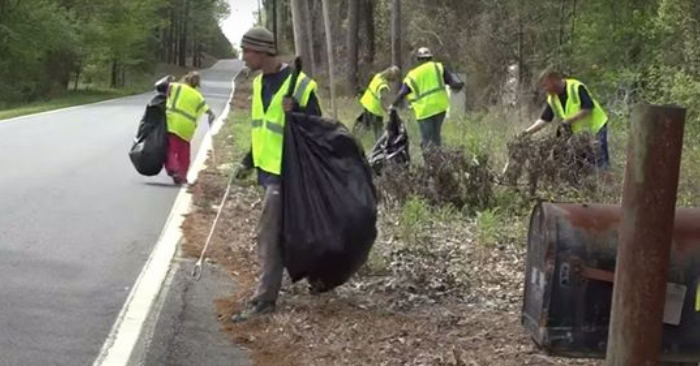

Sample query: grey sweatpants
[252,183,284,304]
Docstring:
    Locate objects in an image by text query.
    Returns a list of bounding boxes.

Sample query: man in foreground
[230,26,322,323]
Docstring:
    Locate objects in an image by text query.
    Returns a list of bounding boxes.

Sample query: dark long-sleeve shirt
[540,82,594,122]
[241,65,321,186]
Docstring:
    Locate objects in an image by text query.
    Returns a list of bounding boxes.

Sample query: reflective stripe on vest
[547,78,608,135]
[404,61,449,120]
[360,74,389,117]
[250,71,317,175]
[250,118,285,134]
[166,83,207,141]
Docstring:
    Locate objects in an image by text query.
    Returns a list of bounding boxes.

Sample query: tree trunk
[73,60,82,91]
[558,0,566,48]
[310,0,325,72]
[301,0,316,76]
[570,0,577,44]
[321,0,337,117]
[168,3,175,64]
[178,0,189,67]
[111,59,118,88]
[192,33,198,67]
[361,0,375,66]
[346,0,359,94]
[391,0,401,81]
[290,0,309,67]
[272,0,277,50]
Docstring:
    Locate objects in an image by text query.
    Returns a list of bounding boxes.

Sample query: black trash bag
[281,111,379,291]
[368,109,410,175]
[129,93,168,176]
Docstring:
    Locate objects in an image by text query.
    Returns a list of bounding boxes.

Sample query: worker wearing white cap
[391,47,464,152]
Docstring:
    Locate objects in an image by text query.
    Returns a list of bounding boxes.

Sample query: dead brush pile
[502,129,603,197]
[375,146,495,214]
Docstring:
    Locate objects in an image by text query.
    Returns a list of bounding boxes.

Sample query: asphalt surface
[128,258,251,366]
[0,59,241,366]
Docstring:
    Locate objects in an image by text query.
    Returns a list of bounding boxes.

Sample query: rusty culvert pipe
[521,201,700,363]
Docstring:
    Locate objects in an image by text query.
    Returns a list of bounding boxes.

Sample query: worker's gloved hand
[450,81,465,92]
[207,111,216,125]
[233,163,253,180]
[283,97,299,113]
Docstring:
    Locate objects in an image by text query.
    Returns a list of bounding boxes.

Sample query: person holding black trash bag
[231,26,322,323]
[164,71,216,185]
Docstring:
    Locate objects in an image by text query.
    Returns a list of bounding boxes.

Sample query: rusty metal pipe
[606,104,686,366]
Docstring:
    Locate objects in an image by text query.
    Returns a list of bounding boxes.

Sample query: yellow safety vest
[547,78,608,135]
[404,61,449,120]
[166,83,209,141]
[360,73,389,117]
[251,71,317,175]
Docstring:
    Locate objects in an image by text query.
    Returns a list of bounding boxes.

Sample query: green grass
[0,63,196,121]
[0,88,147,121]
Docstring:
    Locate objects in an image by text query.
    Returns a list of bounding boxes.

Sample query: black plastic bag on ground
[281,111,379,291]
[368,109,410,175]
[129,93,168,176]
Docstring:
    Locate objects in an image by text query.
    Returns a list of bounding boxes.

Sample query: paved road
[0,59,242,366]
[128,258,251,366]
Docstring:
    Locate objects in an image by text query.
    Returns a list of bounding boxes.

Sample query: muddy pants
[252,183,284,304]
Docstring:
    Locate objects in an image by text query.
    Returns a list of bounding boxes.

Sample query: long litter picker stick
[191,167,237,280]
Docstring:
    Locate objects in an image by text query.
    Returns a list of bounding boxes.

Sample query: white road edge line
[91,71,240,366]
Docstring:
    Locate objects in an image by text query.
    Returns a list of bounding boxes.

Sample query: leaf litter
[180,86,603,366]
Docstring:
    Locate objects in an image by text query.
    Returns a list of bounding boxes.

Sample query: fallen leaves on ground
[180,87,603,366]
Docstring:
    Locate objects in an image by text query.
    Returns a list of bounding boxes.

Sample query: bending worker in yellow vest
[521,69,610,170]
[356,65,400,140]
[231,27,322,323]
[165,71,216,185]
[391,47,463,150]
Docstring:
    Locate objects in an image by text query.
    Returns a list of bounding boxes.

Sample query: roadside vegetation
[0,0,234,118]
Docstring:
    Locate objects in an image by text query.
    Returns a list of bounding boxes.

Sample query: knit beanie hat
[241,27,276,55]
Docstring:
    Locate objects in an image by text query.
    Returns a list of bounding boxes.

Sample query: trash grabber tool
[192,167,236,280]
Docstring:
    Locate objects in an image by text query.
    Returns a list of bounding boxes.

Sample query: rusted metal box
[522,202,700,362]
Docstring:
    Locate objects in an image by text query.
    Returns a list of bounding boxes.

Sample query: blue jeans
[595,124,610,170]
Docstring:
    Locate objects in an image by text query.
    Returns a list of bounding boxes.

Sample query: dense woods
[262,0,700,128]
[0,0,233,106]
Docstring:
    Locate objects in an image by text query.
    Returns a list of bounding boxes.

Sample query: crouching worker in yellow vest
[356,65,401,141]
[521,69,610,171]
[390,47,464,151]
[165,71,216,185]
[230,27,322,323]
